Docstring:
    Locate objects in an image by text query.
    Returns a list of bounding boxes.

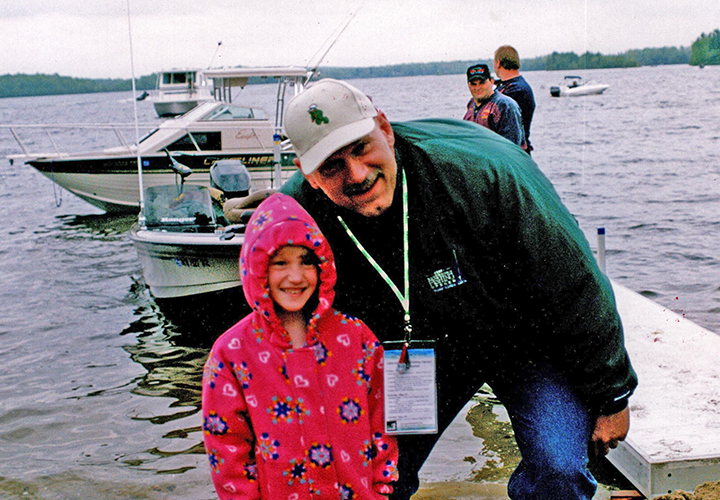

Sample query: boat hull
[129,224,245,298]
[563,84,609,96]
[28,152,296,212]
[551,84,610,97]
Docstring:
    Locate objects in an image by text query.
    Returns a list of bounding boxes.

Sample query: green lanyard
[337,168,412,344]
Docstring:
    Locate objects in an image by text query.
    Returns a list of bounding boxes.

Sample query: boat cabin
[156,69,210,94]
[151,69,214,117]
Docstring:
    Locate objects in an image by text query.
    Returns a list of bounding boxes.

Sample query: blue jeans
[491,366,598,500]
[389,365,597,500]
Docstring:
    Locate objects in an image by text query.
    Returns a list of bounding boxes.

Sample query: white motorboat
[128,158,277,299]
[128,67,310,299]
[6,67,309,213]
[129,211,245,298]
[550,76,610,97]
[148,68,215,117]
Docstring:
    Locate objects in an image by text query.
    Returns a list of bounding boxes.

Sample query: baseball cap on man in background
[466,63,491,83]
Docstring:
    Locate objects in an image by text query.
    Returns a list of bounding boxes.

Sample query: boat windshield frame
[200,104,268,121]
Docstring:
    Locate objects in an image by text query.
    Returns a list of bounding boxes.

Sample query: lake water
[1,65,719,499]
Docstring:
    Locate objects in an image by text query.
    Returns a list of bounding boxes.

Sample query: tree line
[318,45,692,80]
[0,36,716,99]
[690,29,720,66]
[0,73,156,99]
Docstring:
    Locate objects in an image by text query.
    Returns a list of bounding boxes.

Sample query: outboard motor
[209,159,251,199]
[550,86,561,97]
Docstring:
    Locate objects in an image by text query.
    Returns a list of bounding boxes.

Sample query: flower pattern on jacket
[307,442,333,468]
[203,355,223,389]
[231,361,252,389]
[256,433,280,461]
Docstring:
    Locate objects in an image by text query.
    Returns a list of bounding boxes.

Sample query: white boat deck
[416,282,720,499]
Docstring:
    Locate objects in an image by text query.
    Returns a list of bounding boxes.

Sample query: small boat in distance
[149,68,215,117]
[550,76,610,97]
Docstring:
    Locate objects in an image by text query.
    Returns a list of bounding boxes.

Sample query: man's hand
[590,406,630,457]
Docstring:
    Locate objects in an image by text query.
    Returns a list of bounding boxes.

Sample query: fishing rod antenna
[305,8,361,84]
[208,41,223,69]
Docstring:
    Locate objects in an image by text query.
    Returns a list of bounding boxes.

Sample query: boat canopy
[204,66,309,80]
[204,66,311,133]
[204,66,310,92]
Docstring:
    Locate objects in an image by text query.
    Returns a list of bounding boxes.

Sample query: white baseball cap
[284,79,378,175]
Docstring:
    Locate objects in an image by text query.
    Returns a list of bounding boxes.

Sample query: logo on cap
[467,64,490,82]
[308,104,329,125]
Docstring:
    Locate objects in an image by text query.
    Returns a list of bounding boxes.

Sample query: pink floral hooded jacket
[202,193,398,499]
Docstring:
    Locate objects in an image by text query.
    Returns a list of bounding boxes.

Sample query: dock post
[597,227,606,274]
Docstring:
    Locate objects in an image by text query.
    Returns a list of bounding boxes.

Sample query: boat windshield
[564,76,583,87]
[201,104,267,121]
[162,72,192,85]
[144,185,215,228]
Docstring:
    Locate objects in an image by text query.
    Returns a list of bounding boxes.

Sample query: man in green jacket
[280,78,637,500]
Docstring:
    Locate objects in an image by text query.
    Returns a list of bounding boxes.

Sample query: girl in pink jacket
[202,193,398,499]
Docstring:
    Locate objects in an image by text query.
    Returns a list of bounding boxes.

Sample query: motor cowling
[209,159,251,199]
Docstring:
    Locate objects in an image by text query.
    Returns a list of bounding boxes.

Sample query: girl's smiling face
[267,245,319,316]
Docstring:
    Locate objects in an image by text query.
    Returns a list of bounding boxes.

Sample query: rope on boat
[50,159,62,207]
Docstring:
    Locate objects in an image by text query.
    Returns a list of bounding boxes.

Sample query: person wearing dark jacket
[463,63,526,150]
[494,45,536,154]
[280,78,637,500]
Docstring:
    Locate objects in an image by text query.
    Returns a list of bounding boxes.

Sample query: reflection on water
[116,292,247,473]
[154,291,250,344]
[57,213,137,239]
[0,195,221,498]
[123,302,207,421]
[121,302,208,469]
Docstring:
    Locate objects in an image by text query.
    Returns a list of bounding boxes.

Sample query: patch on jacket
[426,265,466,292]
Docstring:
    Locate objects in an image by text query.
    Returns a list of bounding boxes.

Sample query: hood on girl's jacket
[240,193,336,335]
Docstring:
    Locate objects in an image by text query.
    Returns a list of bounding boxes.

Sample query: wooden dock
[416,282,720,499]
[608,282,720,498]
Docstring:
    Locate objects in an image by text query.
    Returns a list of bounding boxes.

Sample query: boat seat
[223,188,278,223]
[143,185,216,231]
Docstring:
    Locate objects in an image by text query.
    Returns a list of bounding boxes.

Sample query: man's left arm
[487,155,637,425]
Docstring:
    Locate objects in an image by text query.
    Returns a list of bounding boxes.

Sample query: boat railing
[2,121,294,161]
[1,122,158,161]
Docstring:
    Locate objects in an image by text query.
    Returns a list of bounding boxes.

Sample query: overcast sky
[1,0,718,79]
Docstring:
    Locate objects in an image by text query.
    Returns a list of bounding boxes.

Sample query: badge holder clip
[382,320,438,435]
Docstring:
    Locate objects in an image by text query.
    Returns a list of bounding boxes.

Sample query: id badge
[382,340,438,435]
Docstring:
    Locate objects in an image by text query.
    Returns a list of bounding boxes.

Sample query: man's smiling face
[297,113,398,218]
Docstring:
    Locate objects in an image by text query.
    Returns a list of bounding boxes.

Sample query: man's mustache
[343,171,380,196]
